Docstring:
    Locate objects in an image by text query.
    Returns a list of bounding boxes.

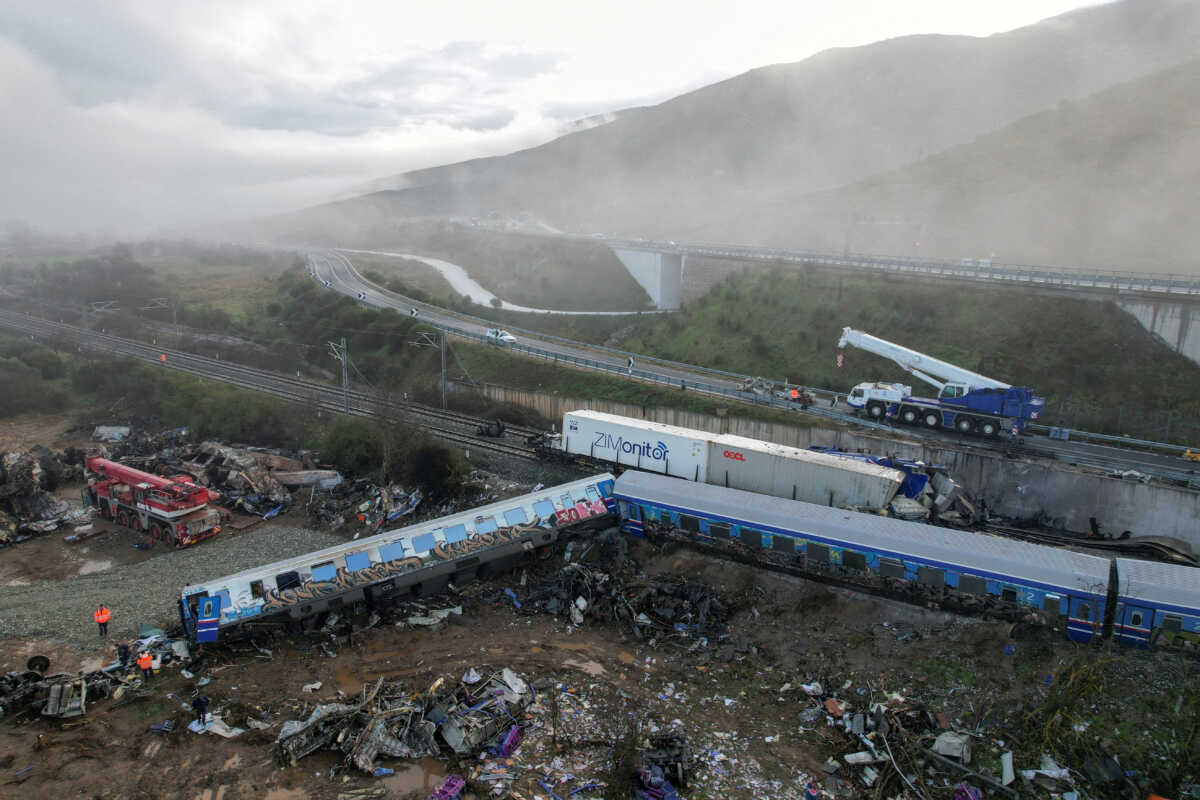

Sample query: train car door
[1115,602,1153,648]
[196,595,223,643]
[1066,596,1098,643]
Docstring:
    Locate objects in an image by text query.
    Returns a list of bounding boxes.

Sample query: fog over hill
[277,0,1200,271]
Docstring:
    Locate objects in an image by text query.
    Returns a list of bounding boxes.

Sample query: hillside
[272,0,1200,264]
[696,56,1200,271]
[619,265,1200,443]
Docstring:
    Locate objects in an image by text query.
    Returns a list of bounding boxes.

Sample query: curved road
[311,250,1200,481]
[339,248,655,315]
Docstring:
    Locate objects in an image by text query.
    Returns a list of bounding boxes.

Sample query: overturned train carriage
[179,474,617,644]
[613,471,1200,649]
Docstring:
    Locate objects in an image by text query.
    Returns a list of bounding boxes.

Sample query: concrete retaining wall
[461,382,1200,549]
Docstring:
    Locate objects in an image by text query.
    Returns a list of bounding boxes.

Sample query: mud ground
[2,528,1191,800]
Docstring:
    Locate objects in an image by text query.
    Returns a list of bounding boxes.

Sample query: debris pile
[274,667,531,775]
[0,447,89,545]
[306,479,421,530]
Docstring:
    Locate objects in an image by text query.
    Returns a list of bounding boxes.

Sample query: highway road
[310,250,1200,484]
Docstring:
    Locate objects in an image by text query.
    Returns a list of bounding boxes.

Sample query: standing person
[192,694,210,727]
[137,651,153,681]
[94,604,111,637]
[116,642,130,670]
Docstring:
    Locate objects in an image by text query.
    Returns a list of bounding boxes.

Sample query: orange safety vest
[137,653,152,670]
[94,607,110,624]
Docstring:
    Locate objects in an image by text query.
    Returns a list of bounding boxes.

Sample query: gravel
[0,525,345,650]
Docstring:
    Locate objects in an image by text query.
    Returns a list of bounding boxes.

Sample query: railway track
[0,310,539,462]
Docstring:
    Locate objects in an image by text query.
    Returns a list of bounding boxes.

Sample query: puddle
[563,658,606,677]
[78,559,113,575]
[382,757,447,795]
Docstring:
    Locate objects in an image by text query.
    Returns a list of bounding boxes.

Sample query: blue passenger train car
[179,474,616,644]
[1113,557,1200,649]
[614,470,1114,642]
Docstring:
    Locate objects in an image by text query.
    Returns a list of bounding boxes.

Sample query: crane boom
[837,327,1008,393]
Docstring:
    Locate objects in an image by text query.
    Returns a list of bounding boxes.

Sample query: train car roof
[182,472,615,594]
[615,471,1111,596]
[1115,557,1200,614]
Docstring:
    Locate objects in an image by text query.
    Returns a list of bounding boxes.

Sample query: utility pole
[327,337,350,415]
[410,331,447,409]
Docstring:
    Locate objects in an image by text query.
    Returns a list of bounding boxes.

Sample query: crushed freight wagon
[534,410,909,511]
[274,667,532,773]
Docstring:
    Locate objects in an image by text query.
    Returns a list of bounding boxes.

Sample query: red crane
[84,456,222,546]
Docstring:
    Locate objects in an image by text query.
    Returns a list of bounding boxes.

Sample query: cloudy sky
[0,0,1100,235]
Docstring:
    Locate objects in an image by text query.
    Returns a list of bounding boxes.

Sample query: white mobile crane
[838,327,1044,437]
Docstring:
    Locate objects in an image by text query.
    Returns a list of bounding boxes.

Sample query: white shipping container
[706,434,904,509]
[561,411,709,482]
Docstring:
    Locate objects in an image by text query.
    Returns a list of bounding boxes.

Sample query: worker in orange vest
[137,651,153,680]
[94,604,111,637]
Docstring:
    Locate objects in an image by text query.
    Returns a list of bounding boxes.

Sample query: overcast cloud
[0,0,1101,235]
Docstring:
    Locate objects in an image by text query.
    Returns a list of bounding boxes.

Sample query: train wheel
[923,411,940,428]
[955,417,974,434]
[980,420,998,437]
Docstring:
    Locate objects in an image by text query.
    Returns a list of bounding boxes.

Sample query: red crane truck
[83,456,222,546]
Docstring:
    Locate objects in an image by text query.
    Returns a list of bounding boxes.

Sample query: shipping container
[561,411,708,482]
[706,434,904,509]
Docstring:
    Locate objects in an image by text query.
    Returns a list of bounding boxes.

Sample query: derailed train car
[613,470,1200,649]
[179,474,616,644]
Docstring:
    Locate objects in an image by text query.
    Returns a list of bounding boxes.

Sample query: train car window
[275,571,301,590]
[1130,611,1144,627]
[740,529,763,549]
[1042,593,1062,614]
[586,486,601,502]
[474,516,499,535]
[957,575,986,595]
[345,552,371,572]
[249,580,264,599]
[412,533,437,553]
[504,508,528,526]
[444,524,468,544]
[842,550,866,571]
[917,566,945,588]
[771,534,794,553]
[1078,603,1092,619]
[708,522,730,539]
[216,589,231,610]
[1001,587,1018,603]
[879,558,905,579]
[533,500,557,520]
[1164,615,1182,633]
[380,542,407,562]
[807,542,830,563]
[560,494,572,509]
[678,514,700,533]
[311,561,337,581]
[641,504,657,521]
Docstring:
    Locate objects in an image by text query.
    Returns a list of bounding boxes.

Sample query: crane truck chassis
[838,327,1044,438]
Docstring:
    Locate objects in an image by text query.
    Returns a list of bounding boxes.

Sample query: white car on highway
[485,328,517,346]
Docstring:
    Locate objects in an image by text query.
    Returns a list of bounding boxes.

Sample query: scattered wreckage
[0,446,89,546]
[275,667,532,775]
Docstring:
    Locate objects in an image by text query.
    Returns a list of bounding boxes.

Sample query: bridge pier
[610,248,683,310]
[1117,299,1200,366]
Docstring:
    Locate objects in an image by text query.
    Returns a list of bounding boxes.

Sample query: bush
[320,417,383,477]
[0,358,69,417]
